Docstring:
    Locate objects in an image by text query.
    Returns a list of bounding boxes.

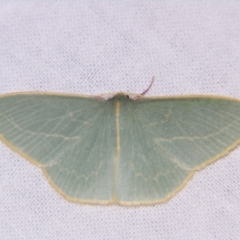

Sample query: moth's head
[98,77,155,100]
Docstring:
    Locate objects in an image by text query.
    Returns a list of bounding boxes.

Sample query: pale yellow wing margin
[116,95,240,205]
[0,93,116,204]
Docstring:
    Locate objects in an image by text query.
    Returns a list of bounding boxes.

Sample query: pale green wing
[0,94,116,203]
[117,97,240,204]
[1,93,240,205]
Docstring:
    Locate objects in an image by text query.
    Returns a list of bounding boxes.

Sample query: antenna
[140,76,155,96]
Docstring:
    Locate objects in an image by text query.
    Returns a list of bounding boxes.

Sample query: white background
[0,1,240,239]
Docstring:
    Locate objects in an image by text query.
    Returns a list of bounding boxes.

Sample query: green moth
[0,89,239,205]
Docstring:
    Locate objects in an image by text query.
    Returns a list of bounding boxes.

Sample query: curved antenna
[140,76,155,96]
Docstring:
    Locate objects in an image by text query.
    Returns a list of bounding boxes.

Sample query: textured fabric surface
[0,1,240,239]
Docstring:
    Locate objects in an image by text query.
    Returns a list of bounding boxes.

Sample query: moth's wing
[117,97,240,204]
[0,94,116,203]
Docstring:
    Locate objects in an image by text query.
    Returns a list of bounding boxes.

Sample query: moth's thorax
[99,92,143,100]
